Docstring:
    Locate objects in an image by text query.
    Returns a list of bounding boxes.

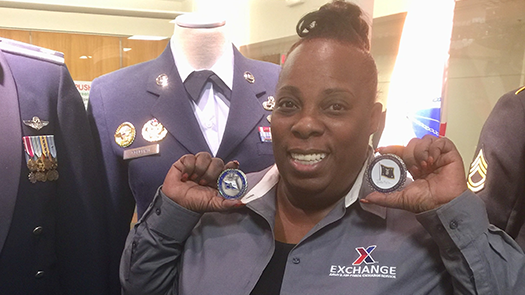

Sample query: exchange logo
[329,245,396,279]
[352,245,377,265]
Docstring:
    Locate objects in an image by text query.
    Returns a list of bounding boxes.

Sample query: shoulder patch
[515,86,525,95]
[467,148,488,193]
[0,37,64,65]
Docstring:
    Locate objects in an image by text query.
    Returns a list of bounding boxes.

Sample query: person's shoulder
[494,86,525,111]
[513,85,525,99]
[0,37,64,65]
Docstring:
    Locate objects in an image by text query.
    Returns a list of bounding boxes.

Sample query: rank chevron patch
[467,149,488,192]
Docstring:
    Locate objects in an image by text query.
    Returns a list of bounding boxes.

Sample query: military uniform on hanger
[0,38,109,295]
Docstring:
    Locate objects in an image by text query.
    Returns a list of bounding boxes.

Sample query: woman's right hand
[161,152,244,213]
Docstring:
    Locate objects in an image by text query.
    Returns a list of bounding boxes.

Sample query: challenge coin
[366,154,407,193]
[217,169,248,199]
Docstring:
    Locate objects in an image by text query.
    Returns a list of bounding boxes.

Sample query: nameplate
[123,144,159,160]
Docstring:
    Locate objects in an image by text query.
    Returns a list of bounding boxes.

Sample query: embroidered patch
[467,149,487,192]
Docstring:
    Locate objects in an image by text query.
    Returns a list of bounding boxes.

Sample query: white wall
[0,0,191,36]
[0,0,389,44]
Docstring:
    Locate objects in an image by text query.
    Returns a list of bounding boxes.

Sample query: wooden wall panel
[1,29,170,81]
[121,38,169,68]
[31,31,121,81]
[0,28,31,44]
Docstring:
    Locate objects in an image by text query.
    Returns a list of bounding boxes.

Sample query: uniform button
[155,208,161,215]
[449,220,458,229]
[35,271,45,279]
[292,257,300,264]
[33,226,43,235]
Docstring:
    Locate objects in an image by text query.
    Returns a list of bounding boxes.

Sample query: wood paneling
[0,29,170,81]
[121,38,169,68]
[31,31,121,81]
[0,29,31,43]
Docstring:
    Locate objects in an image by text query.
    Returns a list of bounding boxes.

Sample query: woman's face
[272,38,382,208]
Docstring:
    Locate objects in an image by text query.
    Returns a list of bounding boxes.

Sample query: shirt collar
[242,149,387,219]
[171,39,234,90]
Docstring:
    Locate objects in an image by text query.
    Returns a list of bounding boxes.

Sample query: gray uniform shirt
[121,166,525,295]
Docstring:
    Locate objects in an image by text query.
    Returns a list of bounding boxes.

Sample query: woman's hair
[290,1,371,53]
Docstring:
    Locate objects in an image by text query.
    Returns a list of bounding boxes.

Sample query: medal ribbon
[23,136,35,158]
[31,136,43,158]
[46,135,57,159]
[40,135,50,158]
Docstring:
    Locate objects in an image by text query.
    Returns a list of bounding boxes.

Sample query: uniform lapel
[149,45,211,155]
[0,50,22,254]
[217,47,269,159]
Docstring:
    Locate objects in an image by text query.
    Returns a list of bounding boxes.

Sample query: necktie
[184,70,232,103]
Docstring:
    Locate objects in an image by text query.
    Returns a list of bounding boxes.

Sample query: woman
[121,1,524,294]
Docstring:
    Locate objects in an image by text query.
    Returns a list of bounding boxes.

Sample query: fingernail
[191,174,198,180]
[181,173,189,181]
[360,199,370,204]
[199,179,207,186]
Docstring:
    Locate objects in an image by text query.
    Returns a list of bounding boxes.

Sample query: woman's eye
[277,100,297,109]
[329,103,345,111]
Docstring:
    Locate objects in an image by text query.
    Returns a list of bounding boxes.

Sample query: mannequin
[170,13,235,156]
[88,14,280,294]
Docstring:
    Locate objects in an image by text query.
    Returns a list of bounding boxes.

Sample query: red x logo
[352,245,377,265]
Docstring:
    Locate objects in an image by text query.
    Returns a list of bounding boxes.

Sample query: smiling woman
[119,1,525,295]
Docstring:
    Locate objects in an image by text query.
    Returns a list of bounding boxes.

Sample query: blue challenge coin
[217,169,248,199]
[366,154,407,193]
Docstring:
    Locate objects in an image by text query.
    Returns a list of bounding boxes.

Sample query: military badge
[262,96,275,111]
[23,135,59,183]
[217,169,248,199]
[244,71,255,84]
[258,126,272,142]
[115,122,136,147]
[156,74,169,87]
[467,149,487,192]
[142,118,167,142]
[23,116,49,130]
[366,154,407,193]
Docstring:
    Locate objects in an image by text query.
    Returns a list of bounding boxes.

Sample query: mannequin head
[171,13,230,69]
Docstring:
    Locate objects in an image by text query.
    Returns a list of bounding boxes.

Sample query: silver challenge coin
[217,169,248,199]
[366,154,407,193]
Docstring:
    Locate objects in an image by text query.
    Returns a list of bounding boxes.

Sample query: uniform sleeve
[87,78,137,294]
[54,64,110,294]
[120,188,202,295]
[470,91,525,240]
[417,191,525,295]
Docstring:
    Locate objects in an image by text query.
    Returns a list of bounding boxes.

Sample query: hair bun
[295,0,370,51]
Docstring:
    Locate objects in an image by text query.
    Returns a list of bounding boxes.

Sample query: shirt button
[33,226,43,235]
[35,271,45,279]
[449,220,458,229]
[155,208,161,216]
[292,257,300,264]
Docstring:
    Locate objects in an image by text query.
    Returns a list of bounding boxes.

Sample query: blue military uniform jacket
[468,86,525,250]
[0,39,109,294]
[88,43,280,294]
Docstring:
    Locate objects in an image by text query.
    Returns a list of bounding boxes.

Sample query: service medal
[142,118,167,142]
[115,122,136,147]
[366,154,407,193]
[217,169,248,199]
